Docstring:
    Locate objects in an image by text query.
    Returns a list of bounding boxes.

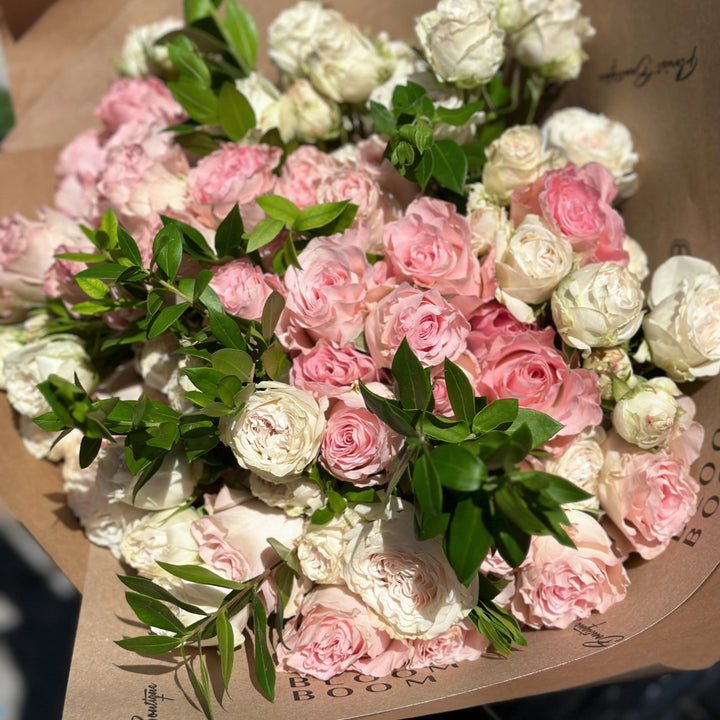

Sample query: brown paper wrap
[0,1,718,718]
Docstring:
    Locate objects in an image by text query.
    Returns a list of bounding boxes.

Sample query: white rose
[163,353,202,414]
[297,516,353,584]
[341,509,477,639]
[137,332,180,393]
[248,473,324,518]
[643,256,720,381]
[96,444,201,510]
[544,426,606,511]
[117,17,183,77]
[221,381,327,483]
[495,214,574,321]
[542,107,639,199]
[18,414,61,460]
[234,71,283,135]
[582,346,635,403]
[4,334,96,417]
[551,262,645,351]
[482,125,564,204]
[278,79,341,143]
[510,0,595,81]
[465,183,513,256]
[415,0,505,88]
[612,377,683,450]
[0,325,25,389]
[267,1,330,76]
[496,0,523,31]
[623,235,649,281]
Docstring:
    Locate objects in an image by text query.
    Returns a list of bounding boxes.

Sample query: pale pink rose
[43,243,95,304]
[480,551,516,608]
[317,167,399,253]
[475,328,602,442]
[598,433,700,559]
[95,76,185,132]
[511,163,628,266]
[290,341,382,397]
[55,128,107,185]
[277,585,410,681]
[407,619,489,669]
[466,299,543,361]
[187,143,281,229]
[663,394,705,468]
[276,144,341,209]
[510,510,629,629]
[320,391,405,486]
[364,283,470,369]
[430,351,481,418]
[383,197,481,297]
[280,233,373,346]
[209,258,275,321]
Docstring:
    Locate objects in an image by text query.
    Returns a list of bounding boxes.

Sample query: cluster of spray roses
[0,0,718,704]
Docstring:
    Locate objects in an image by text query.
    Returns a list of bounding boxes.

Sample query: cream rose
[341,509,477,640]
[465,183,512,256]
[0,325,25,389]
[482,125,564,204]
[234,71,283,137]
[415,0,505,88]
[221,381,327,482]
[542,107,639,199]
[266,1,329,75]
[494,214,574,322]
[117,17,183,77]
[582,346,635,403]
[623,234,649,281]
[278,79,341,143]
[551,262,645,351]
[248,473,324,518]
[297,515,353,584]
[136,332,180,393]
[643,255,720,382]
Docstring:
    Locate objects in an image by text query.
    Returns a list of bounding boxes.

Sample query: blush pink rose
[43,243,95,305]
[209,257,275,321]
[55,128,108,186]
[383,197,481,297]
[364,283,470,369]
[280,233,374,347]
[475,328,602,442]
[95,76,185,132]
[187,143,281,229]
[290,341,383,397]
[510,510,629,629]
[320,390,405,486]
[277,585,410,681]
[407,619,488,670]
[598,433,700,559]
[511,163,628,266]
[276,145,342,210]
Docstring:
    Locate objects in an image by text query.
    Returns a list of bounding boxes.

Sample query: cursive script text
[599,46,698,87]
[573,621,625,648]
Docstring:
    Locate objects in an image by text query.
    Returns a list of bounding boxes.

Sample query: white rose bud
[248,473,324,517]
[279,79,341,143]
[234,71,282,135]
[267,1,330,75]
[510,0,595,81]
[582,346,635,403]
[542,107,639,199]
[483,125,564,204]
[495,214,574,321]
[221,381,327,483]
[465,183,513,256]
[551,262,645,351]
[623,235,649,282]
[137,332,180,393]
[496,0,523,32]
[643,256,720,381]
[612,377,683,450]
[297,515,355,584]
[117,17,183,77]
[4,334,96,417]
[415,0,505,88]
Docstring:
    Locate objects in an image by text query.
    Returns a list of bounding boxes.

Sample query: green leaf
[471,600,526,656]
[185,658,215,720]
[221,0,259,73]
[79,436,102,468]
[494,483,549,536]
[218,82,256,141]
[261,290,285,341]
[54,251,104,263]
[309,505,335,525]
[412,452,443,518]
[508,408,563,449]
[431,444,487,493]
[100,209,119,249]
[421,414,472,443]
[369,101,396,134]
[115,635,183,655]
[392,81,428,116]
[117,227,143,266]
[245,218,284,253]
[168,78,219,124]
[251,591,275,702]
[147,302,190,338]
[434,101,485,127]
[76,277,109,300]
[256,194,299,226]
[446,497,491,585]
[294,201,352,233]
[184,0,216,23]
[414,150,434,189]
[392,337,432,410]
[184,367,226,395]
[492,517,531,568]
[214,203,245,258]
[443,357,475,425]
[118,575,209,616]
[125,592,186,633]
[207,309,247,349]
[168,39,211,85]
[515,470,592,505]
[261,341,291,382]
[216,609,234,692]
[472,399,519,434]
[358,382,418,438]
[414,510,450,541]
[75,263,127,280]
[431,139,468,195]
[152,224,184,281]
[156,562,246,590]
[211,348,253,380]
[161,215,217,262]
[175,130,223,157]
[146,422,181,450]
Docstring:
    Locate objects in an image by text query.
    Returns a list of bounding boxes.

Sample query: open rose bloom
[1,0,718,713]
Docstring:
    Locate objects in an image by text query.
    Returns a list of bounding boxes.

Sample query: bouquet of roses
[1,0,718,717]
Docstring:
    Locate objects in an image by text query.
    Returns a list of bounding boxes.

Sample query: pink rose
[407,619,488,670]
[598,433,700,559]
[320,390,405,486]
[187,143,281,229]
[475,328,602,442]
[209,257,275,321]
[511,163,628,266]
[276,144,341,210]
[95,76,185,132]
[43,243,95,304]
[466,299,543,361]
[55,128,107,186]
[277,585,410,681]
[383,197,481,297]
[510,510,629,629]
[364,283,470,369]
[290,341,382,397]
[280,233,373,347]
